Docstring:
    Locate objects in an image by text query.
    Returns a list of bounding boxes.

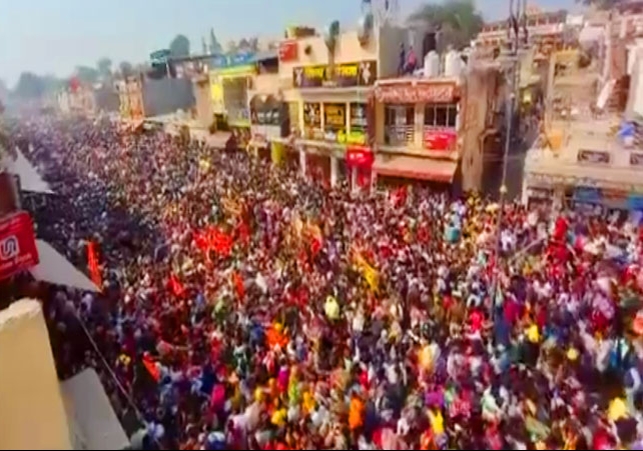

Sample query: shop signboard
[211,52,256,69]
[374,82,456,104]
[278,40,298,62]
[323,103,346,143]
[573,186,602,203]
[423,129,457,151]
[577,149,610,165]
[293,61,377,88]
[346,146,374,167]
[0,211,39,281]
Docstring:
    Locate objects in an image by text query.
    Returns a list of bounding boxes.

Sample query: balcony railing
[384,125,414,147]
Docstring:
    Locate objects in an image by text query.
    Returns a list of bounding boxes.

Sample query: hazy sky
[0,0,577,87]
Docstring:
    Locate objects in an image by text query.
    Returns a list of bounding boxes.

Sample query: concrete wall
[0,299,72,450]
[460,69,494,191]
[193,77,214,128]
[143,78,196,118]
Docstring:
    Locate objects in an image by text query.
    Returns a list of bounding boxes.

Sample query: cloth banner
[87,241,102,290]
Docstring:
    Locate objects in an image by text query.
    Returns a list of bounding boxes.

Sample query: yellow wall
[0,300,73,450]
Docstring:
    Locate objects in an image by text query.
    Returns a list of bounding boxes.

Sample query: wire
[70,307,163,449]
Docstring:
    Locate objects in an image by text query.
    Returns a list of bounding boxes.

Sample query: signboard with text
[374,82,457,104]
[423,129,457,151]
[0,211,39,281]
[293,61,377,88]
[278,40,298,62]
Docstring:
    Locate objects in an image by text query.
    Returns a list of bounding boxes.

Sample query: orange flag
[142,354,161,382]
[87,241,102,290]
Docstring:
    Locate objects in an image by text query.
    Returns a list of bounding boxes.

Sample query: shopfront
[290,60,376,189]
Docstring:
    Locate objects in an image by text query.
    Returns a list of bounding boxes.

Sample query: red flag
[194,231,209,252]
[236,221,250,246]
[168,274,186,297]
[87,241,102,290]
[232,271,245,299]
[142,354,161,382]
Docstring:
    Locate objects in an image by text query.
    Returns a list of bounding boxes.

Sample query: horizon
[0,0,578,88]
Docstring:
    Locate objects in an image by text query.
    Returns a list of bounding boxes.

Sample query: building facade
[269,24,413,188]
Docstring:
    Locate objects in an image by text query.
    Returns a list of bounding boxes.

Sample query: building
[522,42,643,211]
[116,76,195,122]
[266,21,419,188]
[475,8,568,57]
[369,51,501,192]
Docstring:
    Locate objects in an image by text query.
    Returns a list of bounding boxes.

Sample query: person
[8,114,643,450]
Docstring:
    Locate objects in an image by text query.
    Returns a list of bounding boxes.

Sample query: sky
[0,0,578,87]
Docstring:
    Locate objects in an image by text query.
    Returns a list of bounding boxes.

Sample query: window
[384,105,414,126]
[324,103,347,142]
[349,103,368,145]
[424,103,458,128]
[303,102,322,139]
[384,104,414,146]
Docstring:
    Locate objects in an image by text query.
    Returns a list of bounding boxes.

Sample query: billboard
[0,211,39,281]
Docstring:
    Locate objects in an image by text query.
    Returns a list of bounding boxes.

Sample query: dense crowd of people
[8,116,643,450]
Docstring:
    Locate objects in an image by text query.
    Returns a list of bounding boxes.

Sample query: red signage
[278,40,298,62]
[374,82,456,104]
[423,129,457,151]
[0,211,39,281]
[346,146,374,167]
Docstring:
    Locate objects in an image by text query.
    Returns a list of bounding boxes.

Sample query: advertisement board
[0,211,39,281]
[293,61,377,88]
[423,129,457,151]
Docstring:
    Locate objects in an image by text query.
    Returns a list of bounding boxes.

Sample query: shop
[249,94,288,161]
[289,60,377,189]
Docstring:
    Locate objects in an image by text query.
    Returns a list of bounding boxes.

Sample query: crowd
[8,116,643,450]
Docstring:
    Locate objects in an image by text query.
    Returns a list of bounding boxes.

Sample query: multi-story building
[370,51,502,192]
[116,76,195,122]
[267,21,416,188]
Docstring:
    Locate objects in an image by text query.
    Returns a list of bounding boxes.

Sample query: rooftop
[525,117,643,190]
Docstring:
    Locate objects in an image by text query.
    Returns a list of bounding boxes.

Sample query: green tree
[75,65,100,84]
[119,61,134,78]
[169,34,191,57]
[97,57,113,78]
[209,29,223,54]
[13,72,45,99]
[407,0,483,51]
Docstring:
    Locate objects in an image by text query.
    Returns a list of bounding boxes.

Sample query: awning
[373,155,457,182]
[61,369,130,450]
[2,148,53,194]
[29,240,99,292]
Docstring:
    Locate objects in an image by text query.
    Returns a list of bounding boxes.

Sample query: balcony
[384,125,414,147]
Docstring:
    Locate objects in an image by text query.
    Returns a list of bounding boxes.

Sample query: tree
[75,65,99,84]
[209,28,223,54]
[227,40,238,53]
[407,0,483,51]
[169,34,190,57]
[119,61,134,78]
[97,57,113,78]
[13,72,45,99]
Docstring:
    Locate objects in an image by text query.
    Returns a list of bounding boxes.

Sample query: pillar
[299,147,307,176]
[330,156,338,187]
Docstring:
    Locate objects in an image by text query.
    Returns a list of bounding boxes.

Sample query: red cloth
[142,354,160,382]
[168,274,186,297]
[87,241,102,290]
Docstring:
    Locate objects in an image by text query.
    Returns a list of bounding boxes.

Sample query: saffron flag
[232,271,245,299]
[142,354,161,382]
[168,273,186,297]
[87,241,102,290]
